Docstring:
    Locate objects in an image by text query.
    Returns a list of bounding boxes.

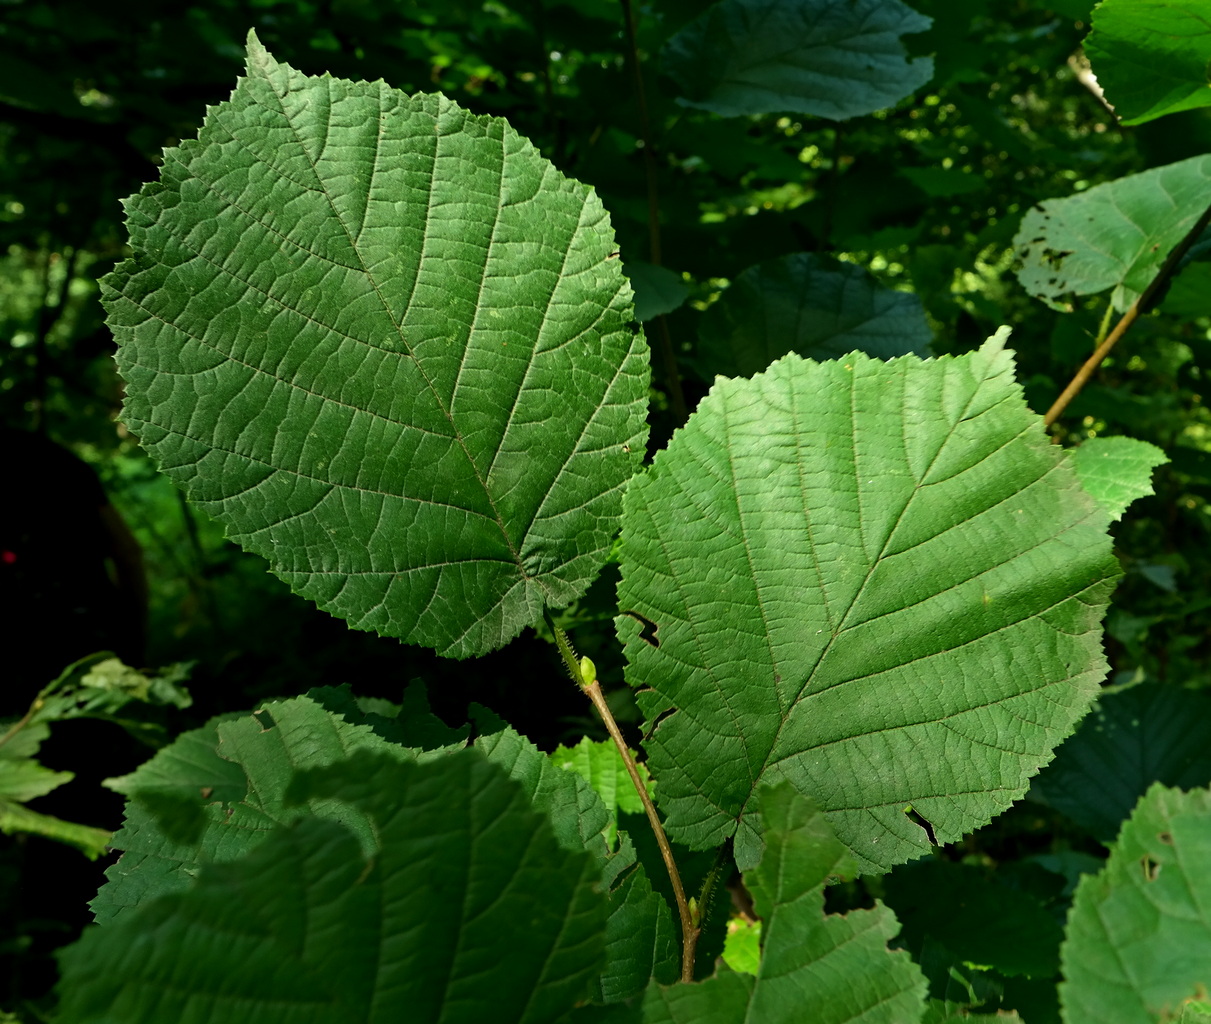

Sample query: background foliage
[3,0,1211,1020]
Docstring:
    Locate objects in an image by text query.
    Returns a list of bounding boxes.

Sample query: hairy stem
[1045,200,1211,429]
[581,677,698,981]
[544,610,699,981]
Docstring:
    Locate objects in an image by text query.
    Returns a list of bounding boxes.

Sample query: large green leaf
[104,33,649,659]
[641,784,926,1023]
[617,333,1120,871]
[1013,155,1211,313]
[58,751,609,1024]
[1030,684,1211,841]
[694,253,932,380]
[1060,783,1211,1024]
[1085,0,1211,125]
[661,0,934,119]
[92,692,419,923]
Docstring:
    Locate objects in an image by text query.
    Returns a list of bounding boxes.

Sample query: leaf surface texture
[618,336,1120,870]
[105,34,648,657]
[60,751,608,1023]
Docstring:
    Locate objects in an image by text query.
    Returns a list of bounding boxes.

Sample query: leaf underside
[618,334,1120,872]
[1013,154,1211,313]
[105,33,649,658]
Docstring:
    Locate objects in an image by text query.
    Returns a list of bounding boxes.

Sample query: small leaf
[641,784,926,1023]
[476,711,675,1002]
[1060,783,1211,1024]
[661,0,934,119]
[0,803,111,860]
[1013,155,1211,312]
[1070,435,1168,521]
[551,736,650,847]
[626,262,690,322]
[1085,0,1211,125]
[598,864,681,1003]
[0,722,72,802]
[307,682,469,759]
[721,919,762,976]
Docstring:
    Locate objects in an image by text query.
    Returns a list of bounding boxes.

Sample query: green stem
[543,610,699,981]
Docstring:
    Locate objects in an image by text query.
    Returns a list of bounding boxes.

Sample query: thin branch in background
[819,124,844,251]
[30,243,80,434]
[1044,200,1211,429]
[529,0,562,160]
[618,0,688,424]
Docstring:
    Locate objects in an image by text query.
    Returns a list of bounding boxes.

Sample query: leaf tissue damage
[104,31,650,660]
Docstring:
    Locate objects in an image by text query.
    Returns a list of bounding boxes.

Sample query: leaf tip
[982,324,1013,356]
[245,28,273,75]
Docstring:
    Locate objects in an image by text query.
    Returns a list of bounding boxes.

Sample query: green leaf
[1085,0,1211,125]
[1060,783,1211,1024]
[598,862,681,1002]
[661,0,934,119]
[17,654,194,747]
[641,784,926,1023]
[721,919,762,975]
[475,710,678,1001]
[306,681,470,759]
[618,333,1120,871]
[0,721,72,802]
[1013,155,1211,312]
[1162,260,1211,317]
[1070,435,1168,521]
[92,693,416,923]
[475,707,614,859]
[626,262,690,322]
[921,1001,1024,1023]
[551,736,651,847]
[1030,684,1211,841]
[58,751,609,1024]
[694,253,932,380]
[0,803,111,860]
[642,972,755,1024]
[104,32,649,659]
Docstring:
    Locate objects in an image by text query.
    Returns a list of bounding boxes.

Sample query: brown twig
[1044,200,1211,429]
[544,612,699,981]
